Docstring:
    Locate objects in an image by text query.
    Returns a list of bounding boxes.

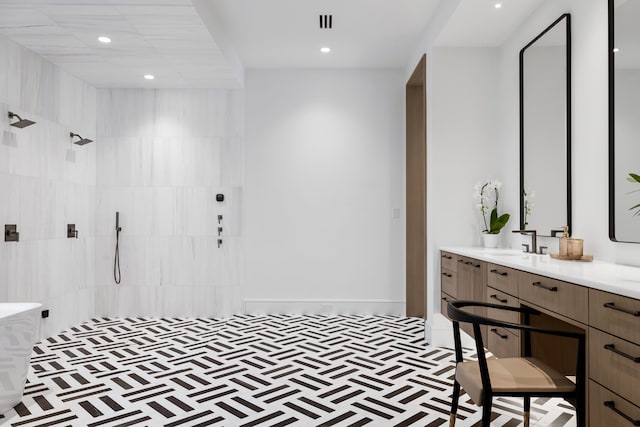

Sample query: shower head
[70,132,93,146]
[8,111,36,128]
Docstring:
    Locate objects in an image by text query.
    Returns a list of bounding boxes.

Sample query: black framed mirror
[519,14,571,236]
[609,0,640,243]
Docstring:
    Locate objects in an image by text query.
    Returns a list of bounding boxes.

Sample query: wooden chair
[447,300,585,427]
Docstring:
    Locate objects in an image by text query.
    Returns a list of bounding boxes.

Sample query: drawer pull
[473,263,481,269]
[441,254,452,260]
[490,294,508,304]
[442,272,452,278]
[490,269,508,276]
[531,281,558,292]
[442,297,452,303]
[604,302,640,317]
[604,344,640,363]
[490,328,508,339]
[603,401,640,425]
[458,259,465,263]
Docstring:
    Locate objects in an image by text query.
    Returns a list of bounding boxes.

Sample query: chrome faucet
[512,230,537,253]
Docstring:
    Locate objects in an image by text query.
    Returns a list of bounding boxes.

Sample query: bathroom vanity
[440,248,640,426]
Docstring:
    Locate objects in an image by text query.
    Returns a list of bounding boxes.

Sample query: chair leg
[575,395,586,427]
[523,396,531,427]
[449,380,461,427]
[481,395,492,426]
[576,386,586,427]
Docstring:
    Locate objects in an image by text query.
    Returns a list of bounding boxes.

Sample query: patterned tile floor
[1,315,576,426]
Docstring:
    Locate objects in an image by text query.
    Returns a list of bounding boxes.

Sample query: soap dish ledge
[550,253,594,262]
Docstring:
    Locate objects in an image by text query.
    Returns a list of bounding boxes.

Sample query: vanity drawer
[488,327,520,358]
[590,327,640,407]
[486,286,520,326]
[487,263,519,297]
[441,269,457,298]
[518,272,588,323]
[441,251,457,272]
[590,289,640,344]
[590,380,640,427]
[441,292,456,319]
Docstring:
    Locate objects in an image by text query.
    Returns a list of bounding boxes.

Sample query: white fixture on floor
[0,303,41,415]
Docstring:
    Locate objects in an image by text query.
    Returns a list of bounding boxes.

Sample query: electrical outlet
[41,309,49,319]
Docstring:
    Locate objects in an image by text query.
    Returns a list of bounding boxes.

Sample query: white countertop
[441,247,640,300]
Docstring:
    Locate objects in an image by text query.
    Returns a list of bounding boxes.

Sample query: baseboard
[424,314,475,348]
[243,299,405,316]
[424,314,453,346]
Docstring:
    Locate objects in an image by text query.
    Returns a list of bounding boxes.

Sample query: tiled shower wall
[95,89,244,318]
[0,34,97,338]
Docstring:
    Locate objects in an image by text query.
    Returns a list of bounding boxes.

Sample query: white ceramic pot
[482,232,500,248]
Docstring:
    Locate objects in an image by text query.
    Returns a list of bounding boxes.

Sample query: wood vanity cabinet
[440,251,487,342]
[440,251,457,321]
[486,263,520,358]
[440,248,640,427]
[589,289,640,423]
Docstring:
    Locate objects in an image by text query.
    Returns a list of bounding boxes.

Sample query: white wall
[95,89,244,318]
[497,0,640,265]
[244,69,405,314]
[413,0,640,345]
[0,34,97,338]
[424,48,502,343]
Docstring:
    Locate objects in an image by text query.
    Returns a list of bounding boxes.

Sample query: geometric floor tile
[0,315,576,426]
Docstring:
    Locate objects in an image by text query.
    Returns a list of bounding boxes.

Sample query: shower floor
[1,315,575,426]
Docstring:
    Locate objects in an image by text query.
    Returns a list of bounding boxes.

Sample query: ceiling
[0,0,545,88]
[435,0,544,46]
[199,0,440,69]
[0,0,237,88]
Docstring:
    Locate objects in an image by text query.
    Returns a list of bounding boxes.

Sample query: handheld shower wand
[114,212,122,284]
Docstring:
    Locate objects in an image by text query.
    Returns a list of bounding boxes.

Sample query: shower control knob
[218,239,223,248]
[218,227,223,236]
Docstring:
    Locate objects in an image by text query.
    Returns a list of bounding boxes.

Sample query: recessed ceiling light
[613,47,620,53]
[98,36,111,44]
[144,74,155,80]
[494,3,502,8]
[320,47,331,53]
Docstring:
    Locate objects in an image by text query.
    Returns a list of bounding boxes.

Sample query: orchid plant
[523,187,535,228]
[629,173,640,217]
[473,179,511,234]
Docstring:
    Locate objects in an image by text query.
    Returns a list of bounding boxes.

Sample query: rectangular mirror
[609,0,640,243]
[520,14,571,236]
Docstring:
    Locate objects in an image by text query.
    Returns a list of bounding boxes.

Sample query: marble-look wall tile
[227,90,244,138]
[94,285,117,317]
[0,33,97,339]
[0,244,8,302]
[97,89,156,138]
[161,286,194,317]
[0,37,8,103]
[221,136,243,187]
[116,286,160,318]
[96,88,244,318]
[6,41,23,108]
[0,172,20,223]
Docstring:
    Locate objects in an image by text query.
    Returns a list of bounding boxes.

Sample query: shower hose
[114,226,121,284]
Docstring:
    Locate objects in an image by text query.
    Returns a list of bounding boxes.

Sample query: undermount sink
[484,251,529,256]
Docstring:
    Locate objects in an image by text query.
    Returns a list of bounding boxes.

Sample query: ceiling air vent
[319,14,332,29]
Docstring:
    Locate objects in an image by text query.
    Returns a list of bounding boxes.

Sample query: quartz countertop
[440,247,640,300]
